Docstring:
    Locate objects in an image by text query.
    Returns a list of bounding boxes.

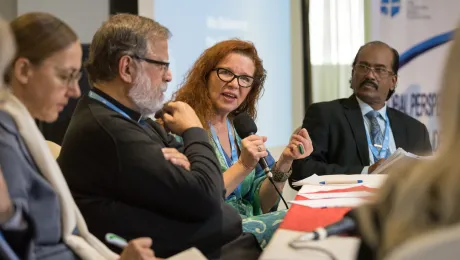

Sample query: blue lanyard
[210,119,241,198]
[210,119,238,168]
[365,113,391,162]
[88,90,143,123]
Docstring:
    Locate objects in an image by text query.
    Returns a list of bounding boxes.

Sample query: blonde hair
[355,22,460,259]
[0,16,15,88]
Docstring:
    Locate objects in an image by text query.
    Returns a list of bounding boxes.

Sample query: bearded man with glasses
[290,41,432,186]
[58,14,262,260]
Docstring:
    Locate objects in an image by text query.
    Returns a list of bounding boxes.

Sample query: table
[260,185,375,260]
[280,186,375,232]
[260,229,360,260]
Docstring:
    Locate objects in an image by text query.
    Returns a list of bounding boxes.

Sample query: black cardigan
[58,88,245,259]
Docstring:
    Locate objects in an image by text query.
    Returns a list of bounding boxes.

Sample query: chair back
[46,140,61,159]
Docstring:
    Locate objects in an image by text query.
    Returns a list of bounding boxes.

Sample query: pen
[298,144,305,155]
[105,233,128,249]
[296,128,305,155]
[319,180,363,185]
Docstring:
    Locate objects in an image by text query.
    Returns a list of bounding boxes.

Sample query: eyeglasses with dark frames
[354,63,394,78]
[212,67,254,88]
[131,55,170,70]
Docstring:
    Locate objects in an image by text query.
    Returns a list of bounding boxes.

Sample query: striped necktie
[365,110,383,151]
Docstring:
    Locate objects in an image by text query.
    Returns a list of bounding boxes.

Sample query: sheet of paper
[298,183,364,194]
[167,248,207,260]
[298,191,374,200]
[291,174,320,186]
[290,198,365,208]
[371,148,433,175]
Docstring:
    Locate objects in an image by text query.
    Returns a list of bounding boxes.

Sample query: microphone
[233,112,289,209]
[233,112,272,178]
[289,210,357,248]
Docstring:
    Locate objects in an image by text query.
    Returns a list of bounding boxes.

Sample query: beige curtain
[309,0,365,103]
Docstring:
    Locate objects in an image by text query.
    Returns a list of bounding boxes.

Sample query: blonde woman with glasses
[0,13,162,260]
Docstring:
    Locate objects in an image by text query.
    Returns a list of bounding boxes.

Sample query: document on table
[167,248,207,260]
[371,147,433,175]
[298,191,374,200]
[298,184,362,194]
[289,198,366,208]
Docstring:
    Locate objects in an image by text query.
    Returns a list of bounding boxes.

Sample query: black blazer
[290,95,432,188]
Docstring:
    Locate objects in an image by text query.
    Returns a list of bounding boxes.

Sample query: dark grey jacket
[0,110,78,260]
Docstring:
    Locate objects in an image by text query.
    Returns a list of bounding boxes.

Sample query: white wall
[0,0,17,21]
[278,0,305,207]
[16,0,109,43]
[290,0,306,132]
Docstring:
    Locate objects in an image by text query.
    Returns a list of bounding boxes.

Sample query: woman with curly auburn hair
[172,39,313,247]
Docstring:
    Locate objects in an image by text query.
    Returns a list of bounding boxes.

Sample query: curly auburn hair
[172,39,267,129]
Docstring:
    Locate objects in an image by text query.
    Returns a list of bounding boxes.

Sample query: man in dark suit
[290,41,432,186]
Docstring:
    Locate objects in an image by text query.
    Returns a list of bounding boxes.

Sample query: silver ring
[257,145,263,152]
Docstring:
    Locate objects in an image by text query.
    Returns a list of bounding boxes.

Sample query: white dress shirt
[356,97,396,174]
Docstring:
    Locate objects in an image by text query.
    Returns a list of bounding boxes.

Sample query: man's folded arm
[116,126,224,220]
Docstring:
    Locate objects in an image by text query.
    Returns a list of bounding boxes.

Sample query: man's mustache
[359,79,378,90]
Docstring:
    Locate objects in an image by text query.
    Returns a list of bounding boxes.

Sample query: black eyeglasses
[212,68,254,88]
[131,55,170,70]
[354,64,394,78]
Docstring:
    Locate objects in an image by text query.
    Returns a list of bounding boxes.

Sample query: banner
[370,0,458,150]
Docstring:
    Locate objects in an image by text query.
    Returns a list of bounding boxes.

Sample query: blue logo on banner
[381,0,400,17]
[399,31,454,68]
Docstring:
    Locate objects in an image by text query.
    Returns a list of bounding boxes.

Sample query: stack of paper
[298,191,373,200]
[290,198,366,208]
[290,175,379,208]
[371,147,432,175]
[298,184,360,194]
[292,191,374,208]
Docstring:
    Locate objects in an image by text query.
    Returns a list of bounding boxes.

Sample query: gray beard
[128,74,166,116]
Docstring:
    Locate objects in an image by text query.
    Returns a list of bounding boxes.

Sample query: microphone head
[154,109,164,119]
[233,112,258,138]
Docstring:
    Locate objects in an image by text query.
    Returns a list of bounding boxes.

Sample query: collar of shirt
[91,87,143,122]
[355,96,387,121]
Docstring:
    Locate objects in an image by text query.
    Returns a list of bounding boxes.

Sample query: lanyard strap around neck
[88,90,143,123]
[210,119,242,199]
[209,119,238,168]
[365,112,391,161]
